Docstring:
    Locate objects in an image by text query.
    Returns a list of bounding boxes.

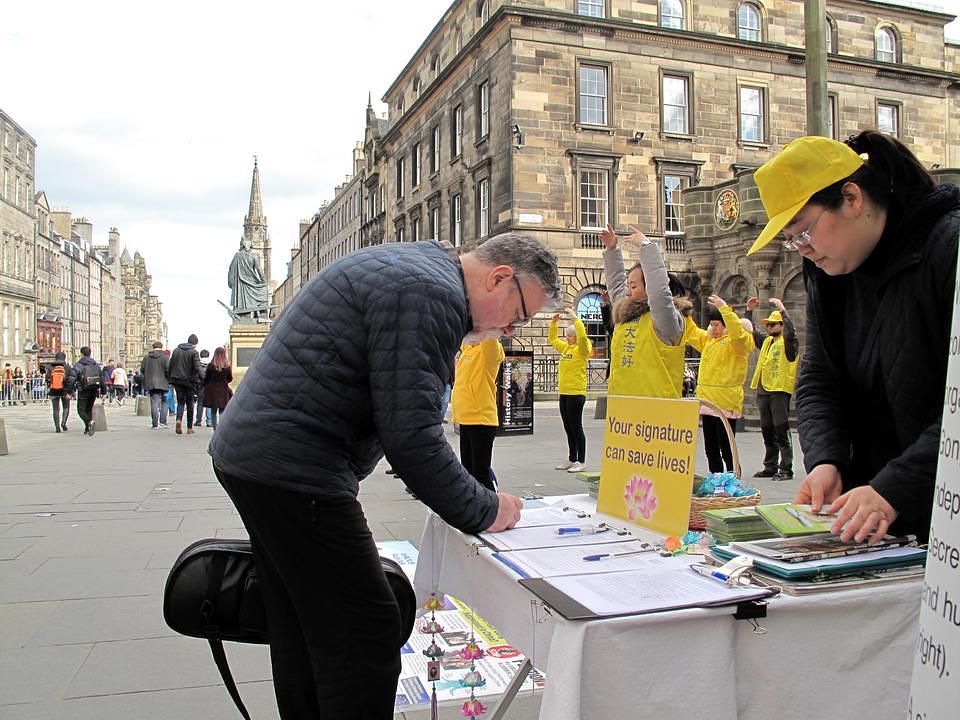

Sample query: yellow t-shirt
[549,318,592,395]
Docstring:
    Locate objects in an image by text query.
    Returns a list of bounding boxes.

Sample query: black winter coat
[208,241,499,534]
[168,343,201,386]
[796,184,960,540]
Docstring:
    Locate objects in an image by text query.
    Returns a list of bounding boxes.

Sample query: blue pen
[690,564,729,582]
[556,526,608,536]
[582,545,655,561]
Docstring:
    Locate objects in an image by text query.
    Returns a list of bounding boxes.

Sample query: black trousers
[701,415,738,475]
[50,394,70,429]
[559,394,587,463]
[77,389,97,432]
[173,383,195,427]
[459,424,498,491]
[757,391,793,473]
[215,467,402,720]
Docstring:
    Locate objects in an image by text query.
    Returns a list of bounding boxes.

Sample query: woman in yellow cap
[748,130,960,545]
[686,295,755,474]
[548,307,593,472]
[599,224,694,399]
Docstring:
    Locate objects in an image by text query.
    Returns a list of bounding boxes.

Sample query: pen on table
[582,545,655,561]
[556,526,608,536]
[690,564,731,582]
[785,506,813,528]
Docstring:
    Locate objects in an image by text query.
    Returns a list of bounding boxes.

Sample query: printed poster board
[907,231,960,718]
[497,350,534,436]
[597,395,699,537]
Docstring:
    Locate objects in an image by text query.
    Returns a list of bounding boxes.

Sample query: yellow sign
[597,396,699,536]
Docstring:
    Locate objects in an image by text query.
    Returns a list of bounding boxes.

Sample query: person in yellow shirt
[747,296,800,480]
[452,337,505,491]
[600,224,693,399]
[686,296,755,474]
[549,308,593,472]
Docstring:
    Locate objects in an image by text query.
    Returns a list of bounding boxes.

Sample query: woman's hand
[600,223,618,251]
[828,486,899,545]
[621,225,650,249]
[794,464,843,511]
[746,296,759,312]
[707,295,727,310]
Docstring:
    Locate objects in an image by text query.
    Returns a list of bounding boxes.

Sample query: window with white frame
[826,15,837,53]
[479,0,489,24]
[660,0,685,29]
[412,216,421,242]
[452,105,463,157]
[662,74,691,134]
[397,224,405,243]
[431,126,441,174]
[430,206,440,239]
[739,85,765,143]
[452,193,463,246]
[477,178,490,238]
[413,76,421,100]
[432,55,441,80]
[579,169,608,230]
[877,102,899,136]
[577,0,604,18]
[654,161,699,235]
[876,27,897,63]
[827,93,838,140]
[411,143,421,187]
[478,82,490,139]
[737,2,761,41]
[396,157,405,199]
[578,63,608,126]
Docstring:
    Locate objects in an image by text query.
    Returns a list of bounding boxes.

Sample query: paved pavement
[0,398,803,719]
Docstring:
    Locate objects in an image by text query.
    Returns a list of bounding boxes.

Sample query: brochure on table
[713,543,927,580]
[908,236,960,718]
[597,395,700,537]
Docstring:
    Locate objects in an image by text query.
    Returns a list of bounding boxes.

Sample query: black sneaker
[773,470,794,481]
[61,423,68,431]
[753,468,778,478]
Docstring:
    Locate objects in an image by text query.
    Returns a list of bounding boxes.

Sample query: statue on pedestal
[227,239,270,322]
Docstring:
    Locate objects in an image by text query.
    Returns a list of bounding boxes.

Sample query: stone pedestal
[93,402,108,432]
[229,322,271,390]
[0,417,8,455]
[135,395,151,416]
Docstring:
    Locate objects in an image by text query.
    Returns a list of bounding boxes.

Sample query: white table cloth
[414,496,920,720]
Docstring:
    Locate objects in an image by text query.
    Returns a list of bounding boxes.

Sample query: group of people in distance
[205,129,958,719]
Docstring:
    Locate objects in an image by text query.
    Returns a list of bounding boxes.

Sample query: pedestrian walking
[111,364,128,406]
[600,224,694,398]
[12,367,26,404]
[67,347,101,436]
[452,337,505,491]
[747,130,960,543]
[101,359,115,403]
[746,296,799,480]
[1,363,12,405]
[140,341,171,429]
[548,307,592,473]
[686,296,755,474]
[208,233,560,720]
[45,352,72,433]
[194,349,210,426]
[168,334,202,434]
[201,347,232,430]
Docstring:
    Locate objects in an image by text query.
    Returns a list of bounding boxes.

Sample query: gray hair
[473,232,563,308]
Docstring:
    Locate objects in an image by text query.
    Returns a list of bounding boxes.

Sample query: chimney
[108,227,120,261]
[73,217,94,246]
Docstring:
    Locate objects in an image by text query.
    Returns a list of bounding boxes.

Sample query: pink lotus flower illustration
[624,475,657,520]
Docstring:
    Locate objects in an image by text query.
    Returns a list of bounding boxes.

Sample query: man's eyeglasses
[782,207,827,251]
[510,275,531,327]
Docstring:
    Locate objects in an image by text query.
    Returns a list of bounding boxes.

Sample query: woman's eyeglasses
[782,207,827,251]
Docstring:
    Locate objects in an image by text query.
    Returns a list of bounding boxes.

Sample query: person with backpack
[168,333,202,434]
[67,347,102,436]
[46,352,72,433]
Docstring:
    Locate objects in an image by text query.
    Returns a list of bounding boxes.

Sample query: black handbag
[163,538,416,719]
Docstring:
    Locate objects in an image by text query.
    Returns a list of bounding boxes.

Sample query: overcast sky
[3,0,959,352]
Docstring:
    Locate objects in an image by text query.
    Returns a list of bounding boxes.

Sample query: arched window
[479,0,489,24]
[412,76,421,99]
[875,26,897,63]
[737,2,761,42]
[577,292,607,359]
[431,55,441,80]
[825,14,837,53]
[660,0,685,30]
[455,27,463,54]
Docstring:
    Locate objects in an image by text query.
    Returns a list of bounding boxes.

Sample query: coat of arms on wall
[714,189,740,231]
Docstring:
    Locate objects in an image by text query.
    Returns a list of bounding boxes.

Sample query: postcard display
[907,233,960,719]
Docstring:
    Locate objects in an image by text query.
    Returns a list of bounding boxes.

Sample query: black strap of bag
[209,639,252,720]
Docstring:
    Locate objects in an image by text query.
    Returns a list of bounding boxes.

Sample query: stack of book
[699,507,774,544]
[575,470,600,498]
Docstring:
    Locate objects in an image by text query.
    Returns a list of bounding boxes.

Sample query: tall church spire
[242,155,272,288]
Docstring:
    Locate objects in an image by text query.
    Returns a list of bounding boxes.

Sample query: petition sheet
[493,541,686,578]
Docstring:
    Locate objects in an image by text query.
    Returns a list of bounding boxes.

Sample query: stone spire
[242,155,272,286]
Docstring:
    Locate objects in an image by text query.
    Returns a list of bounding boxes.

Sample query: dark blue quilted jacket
[209,241,499,534]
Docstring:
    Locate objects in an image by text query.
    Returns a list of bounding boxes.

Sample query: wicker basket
[688,399,762,530]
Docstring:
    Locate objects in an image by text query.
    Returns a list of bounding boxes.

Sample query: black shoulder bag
[163,538,416,719]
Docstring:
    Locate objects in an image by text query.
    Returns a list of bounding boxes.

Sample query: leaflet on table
[396,603,545,709]
[492,540,687,579]
[519,565,774,619]
[477,523,638,552]
[512,504,594,529]
[712,543,927,579]
[730,532,918,562]
[754,564,926,596]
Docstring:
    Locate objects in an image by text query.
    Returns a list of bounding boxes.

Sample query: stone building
[1,109,38,373]
[33,191,63,362]
[121,249,166,363]
[360,0,959,360]
[274,144,365,314]
[51,215,91,360]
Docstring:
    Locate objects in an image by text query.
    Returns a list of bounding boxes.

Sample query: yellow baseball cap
[747,136,864,255]
[761,310,783,324]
